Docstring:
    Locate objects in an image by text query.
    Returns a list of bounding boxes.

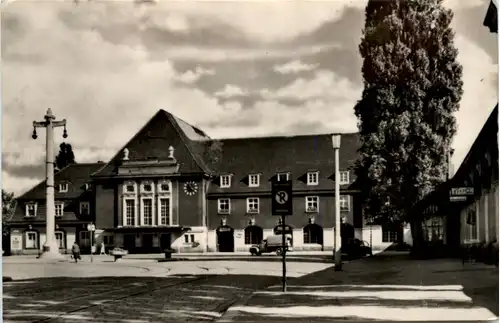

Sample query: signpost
[87,223,96,262]
[272,180,293,293]
[449,187,474,202]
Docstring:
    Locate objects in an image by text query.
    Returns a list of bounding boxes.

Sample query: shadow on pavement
[3,274,280,322]
[219,253,499,322]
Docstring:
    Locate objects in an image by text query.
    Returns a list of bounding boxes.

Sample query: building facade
[9,109,402,254]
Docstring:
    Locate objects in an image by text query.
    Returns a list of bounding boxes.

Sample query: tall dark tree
[354,0,463,251]
[55,142,76,170]
[2,189,16,236]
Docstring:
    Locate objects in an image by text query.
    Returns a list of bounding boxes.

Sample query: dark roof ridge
[207,132,358,142]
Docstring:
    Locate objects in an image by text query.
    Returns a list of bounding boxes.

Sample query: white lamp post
[332,134,342,270]
[32,108,68,260]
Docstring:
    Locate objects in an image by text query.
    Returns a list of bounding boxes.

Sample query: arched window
[303,224,323,244]
[244,226,263,245]
[23,229,39,250]
[55,229,67,249]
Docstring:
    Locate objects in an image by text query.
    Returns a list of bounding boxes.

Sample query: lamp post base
[38,241,65,261]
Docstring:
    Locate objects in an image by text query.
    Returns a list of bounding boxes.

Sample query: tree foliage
[2,189,16,236]
[55,142,76,170]
[354,0,463,226]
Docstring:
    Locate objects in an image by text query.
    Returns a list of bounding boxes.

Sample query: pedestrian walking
[100,243,106,255]
[72,241,81,263]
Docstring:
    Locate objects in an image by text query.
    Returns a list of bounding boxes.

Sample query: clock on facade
[183,181,198,196]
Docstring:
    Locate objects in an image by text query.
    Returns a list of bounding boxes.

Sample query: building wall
[10,226,76,255]
[95,182,116,229]
[207,194,354,231]
[177,179,204,227]
[460,183,499,245]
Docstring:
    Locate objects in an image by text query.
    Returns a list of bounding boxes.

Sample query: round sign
[87,224,96,231]
[275,191,289,204]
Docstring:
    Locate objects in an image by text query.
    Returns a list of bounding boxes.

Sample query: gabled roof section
[484,0,498,33]
[91,110,211,178]
[17,163,104,200]
[452,104,498,182]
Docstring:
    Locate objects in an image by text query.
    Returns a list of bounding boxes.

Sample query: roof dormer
[58,182,69,193]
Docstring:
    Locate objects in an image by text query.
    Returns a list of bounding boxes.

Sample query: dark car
[342,239,372,259]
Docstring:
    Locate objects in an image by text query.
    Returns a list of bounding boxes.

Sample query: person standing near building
[72,241,81,263]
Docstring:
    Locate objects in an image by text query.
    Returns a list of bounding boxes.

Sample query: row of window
[123,197,172,226]
[217,196,350,214]
[220,171,350,188]
[241,225,324,245]
[123,180,171,194]
[56,183,91,193]
[24,230,100,249]
[25,202,90,218]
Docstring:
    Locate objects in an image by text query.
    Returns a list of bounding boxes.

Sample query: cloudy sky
[2,0,498,196]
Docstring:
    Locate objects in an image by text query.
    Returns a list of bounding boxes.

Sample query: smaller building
[8,163,104,255]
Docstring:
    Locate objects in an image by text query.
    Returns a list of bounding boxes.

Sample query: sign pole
[281,214,287,293]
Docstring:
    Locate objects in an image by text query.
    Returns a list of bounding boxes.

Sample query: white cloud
[175,66,215,84]
[2,170,41,198]
[214,85,248,98]
[273,60,318,74]
[261,70,361,101]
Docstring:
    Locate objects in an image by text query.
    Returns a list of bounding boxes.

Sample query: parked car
[250,235,292,256]
[110,247,128,261]
[342,239,372,259]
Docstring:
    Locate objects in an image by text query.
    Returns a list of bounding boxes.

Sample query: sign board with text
[450,187,474,196]
[272,180,293,216]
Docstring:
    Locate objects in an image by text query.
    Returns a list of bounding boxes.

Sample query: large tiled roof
[203,133,361,194]
[17,163,105,200]
[9,163,103,224]
[92,110,211,178]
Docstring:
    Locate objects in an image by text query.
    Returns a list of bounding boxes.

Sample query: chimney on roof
[123,148,130,161]
[97,160,105,164]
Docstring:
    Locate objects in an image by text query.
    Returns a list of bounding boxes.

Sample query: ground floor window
[303,224,323,244]
[159,198,171,226]
[103,235,114,245]
[55,231,66,249]
[244,226,263,245]
[424,217,444,242]
[24,231,38,249]
[465,209,478,241]
[382,224,400,243]
[125,199,136,226]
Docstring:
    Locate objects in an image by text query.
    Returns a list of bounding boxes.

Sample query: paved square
[2,257,332,322]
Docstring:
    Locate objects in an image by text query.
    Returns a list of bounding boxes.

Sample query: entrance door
[123,234,136,252]
[217,226,234,252]
[160,233,171,251]
[142,234,153,253]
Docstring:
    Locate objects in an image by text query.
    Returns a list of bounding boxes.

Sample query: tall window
[303,224,323,244]
[55,231,65,249]
[220,175,231,188]
[466,209,478,241]
[244,226,263,245]
[80,202,90,216]
[80,231,91,247]
[307,172,319,185]
[25,231,38,249]
[143,199,153,225]
[339,195,350,211]
[159,198,170,226]
[247,198,259,213]
[339,171,350,184]
[218,198,230,214]
[305,196,319,212]
[276,173,290,182]
[125,199,135,226]
[424,217,444,242]
[55,203,64,217]
[249,174,260,187]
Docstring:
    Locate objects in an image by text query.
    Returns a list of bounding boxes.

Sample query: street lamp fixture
[331,133,342,271]
[32,108,68,260]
